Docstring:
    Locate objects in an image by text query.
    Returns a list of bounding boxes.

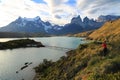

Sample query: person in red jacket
[102,41,107,56]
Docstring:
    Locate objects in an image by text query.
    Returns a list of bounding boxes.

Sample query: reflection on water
[0,47,66,80]
[0,38,25,42]
[0,37,86,80]
[31,37,86,49]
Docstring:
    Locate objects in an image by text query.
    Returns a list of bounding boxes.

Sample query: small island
[0,39,45,50]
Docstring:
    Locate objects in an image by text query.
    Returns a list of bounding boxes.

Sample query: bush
[88,57,100,66]
[78,44,88,50]
[34,59,53,73]
[88,72,120,80]
[100,57,120,73]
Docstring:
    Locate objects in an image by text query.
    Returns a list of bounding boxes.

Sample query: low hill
[0,32,49,38]
[34,19,120,80]
[0,39,44,50]
[65,30,93,37]
[89,19,120,42]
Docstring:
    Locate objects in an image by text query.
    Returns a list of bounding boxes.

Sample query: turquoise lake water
[0,37,86,80]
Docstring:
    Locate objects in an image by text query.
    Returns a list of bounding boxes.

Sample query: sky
[0,0,120,27]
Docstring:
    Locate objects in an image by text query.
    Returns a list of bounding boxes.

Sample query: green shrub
[88,72,120,80]
[100,57,120,73]
[34,59,53,73]
[78,44,88,50]
[88,57,100,66]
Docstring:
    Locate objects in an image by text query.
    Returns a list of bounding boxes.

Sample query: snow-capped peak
[23,16,41,21]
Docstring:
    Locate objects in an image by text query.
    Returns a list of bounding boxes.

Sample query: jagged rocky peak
[71,15,82,23]
[97,15,120,22]
[16,16,42,22]
[15,16,24,24]
[83,16,89,23]
[23,16,41,21]
[34,16,41,20]
[70,15,84,27]
[18,16,22,20]
[44,21,51,26]
[16,16,22,21]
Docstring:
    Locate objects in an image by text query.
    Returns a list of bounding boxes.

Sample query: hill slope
[34,19,120,80]
[89,19,120,42]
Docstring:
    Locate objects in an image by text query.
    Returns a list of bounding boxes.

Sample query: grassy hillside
[73,31,93,37]
[89,19,120,42]
[34,19,120,80]
[65,31,93,37]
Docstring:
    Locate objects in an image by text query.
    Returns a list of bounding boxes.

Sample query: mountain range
[0,15,120,35]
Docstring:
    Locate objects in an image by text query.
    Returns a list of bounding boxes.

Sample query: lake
[0,37,86,80]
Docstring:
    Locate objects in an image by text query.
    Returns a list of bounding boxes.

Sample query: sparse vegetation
[89,19,120,42]
[34,40,120,80]
[67,30,94,37]
[34,19,120,80]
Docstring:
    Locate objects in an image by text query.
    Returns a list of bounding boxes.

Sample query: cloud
[54,15,62,19]
[43,0,73,17]
[43,0,68,7]
[0,0,120,27]
[0,0,77,27]
[42,0,78,25]
[0,0,50,27]
[76,0,120,18]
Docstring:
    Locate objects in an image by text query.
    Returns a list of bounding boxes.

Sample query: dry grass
[74,30,94,37]
[89,19,120,42]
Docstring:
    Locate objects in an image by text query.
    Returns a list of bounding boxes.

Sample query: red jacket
[102,43,107,48]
